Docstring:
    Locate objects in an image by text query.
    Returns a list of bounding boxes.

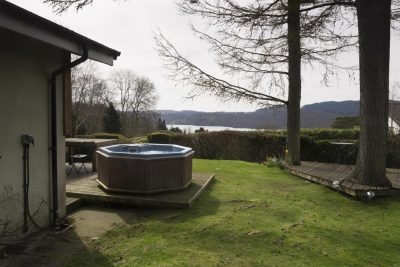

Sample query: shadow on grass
[121,178,221,224]
[2,229,113,267]
[112,212,400,266]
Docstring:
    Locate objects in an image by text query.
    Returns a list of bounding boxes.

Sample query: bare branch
[155,32,288,105]
[108,70,158,135]
[43,0,94,13]
[154,0,357,108]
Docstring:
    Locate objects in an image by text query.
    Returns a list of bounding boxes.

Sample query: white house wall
[0,28,66,240]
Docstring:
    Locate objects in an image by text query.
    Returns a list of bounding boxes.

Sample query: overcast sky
[7,0,400,112]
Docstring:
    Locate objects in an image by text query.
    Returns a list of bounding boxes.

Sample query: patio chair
[67,150,89,176]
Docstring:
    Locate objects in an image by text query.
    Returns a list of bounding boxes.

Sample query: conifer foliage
[103,102,122,134]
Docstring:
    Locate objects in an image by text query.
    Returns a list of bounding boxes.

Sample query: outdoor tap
[21,134,34,146]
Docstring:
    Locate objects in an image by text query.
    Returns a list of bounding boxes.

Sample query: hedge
[149,130,400,168]
[263,128,360,140]
[300,140,358,165]
[302,138,400,168]
[169,131,287,162]
[147,133,171,144]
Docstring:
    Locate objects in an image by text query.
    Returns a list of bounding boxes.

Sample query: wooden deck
[286,161,400,198]
[66,173,215,208]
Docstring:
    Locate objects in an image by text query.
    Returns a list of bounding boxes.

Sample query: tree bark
[349,0,392,186]
[287,0,301,166]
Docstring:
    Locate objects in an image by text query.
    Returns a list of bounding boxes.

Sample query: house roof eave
[0,0,120,66]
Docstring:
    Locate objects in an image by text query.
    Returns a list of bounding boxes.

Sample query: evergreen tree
[157,118,168,130]
[195,127,206,133]
[169,127,182,133]
[103,102,122,134]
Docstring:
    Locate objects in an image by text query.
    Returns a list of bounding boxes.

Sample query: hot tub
[96,144,194,193]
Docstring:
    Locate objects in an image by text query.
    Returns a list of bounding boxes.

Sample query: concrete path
[1,205,139,267]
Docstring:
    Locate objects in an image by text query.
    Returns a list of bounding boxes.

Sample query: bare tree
[129,77,158,135]
[109,69,136,135]
[43,0,94,13]
[390,82,400,101]
[393,0,400,20]
[341,0,393,186]
[71,60,107,135]
[287,0,302,165]
[43,0,130,13]
[44,0,93,13]
[156,0,356,165]
[109,70,158,136]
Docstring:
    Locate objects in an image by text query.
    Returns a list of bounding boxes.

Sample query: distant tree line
[71,61,164,137]
[331,116,360,129]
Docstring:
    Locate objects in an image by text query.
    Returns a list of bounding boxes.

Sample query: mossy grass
[67,160,400,266]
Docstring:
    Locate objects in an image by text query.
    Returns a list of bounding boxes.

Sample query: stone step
[66,197,83,215]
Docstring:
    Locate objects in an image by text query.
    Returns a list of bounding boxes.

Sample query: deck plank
[66,173,214,208]
[286,162,400,198]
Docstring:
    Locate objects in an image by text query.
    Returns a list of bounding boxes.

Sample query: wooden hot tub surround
[96,144,194,194]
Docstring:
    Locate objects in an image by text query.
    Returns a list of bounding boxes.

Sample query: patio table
[66,138,118,172]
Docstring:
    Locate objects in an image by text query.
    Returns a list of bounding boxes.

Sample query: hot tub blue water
[98,143,193,158]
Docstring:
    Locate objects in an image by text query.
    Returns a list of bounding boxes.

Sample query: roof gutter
[50,45,88,229]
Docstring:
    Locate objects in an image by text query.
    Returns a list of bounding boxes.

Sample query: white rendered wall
[0,28,66,240]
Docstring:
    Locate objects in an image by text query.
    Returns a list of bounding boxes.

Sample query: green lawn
[68,160,400,266]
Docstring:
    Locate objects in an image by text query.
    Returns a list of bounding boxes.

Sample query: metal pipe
[50,46,88,228]
[22,144,28,233]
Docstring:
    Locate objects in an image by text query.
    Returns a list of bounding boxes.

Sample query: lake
[167,124,259,133]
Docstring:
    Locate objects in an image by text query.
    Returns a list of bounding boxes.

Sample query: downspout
[50,46,88,228]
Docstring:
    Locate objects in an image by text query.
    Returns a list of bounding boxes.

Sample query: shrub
[170,131,287,162]
[387,138,400,168]
[263,156,284,169]
[264,128,360,140]
[301,138,400,167]
[145,130,400,168]
[169,127,183,133]
[331,116,360,129]
[301,140,358,165]
[301,128,360,140]
[170,133,193,148]
[126,136,148,144]
[147,133,171,144]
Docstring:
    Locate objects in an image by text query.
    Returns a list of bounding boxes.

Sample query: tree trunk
[121,111,127,136]
[287,0,301,166]
[131,112,139,136]
[349,0,392,186]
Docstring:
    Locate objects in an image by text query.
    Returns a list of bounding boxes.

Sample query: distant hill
[301,101,360,114]
[158,101,360,129]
